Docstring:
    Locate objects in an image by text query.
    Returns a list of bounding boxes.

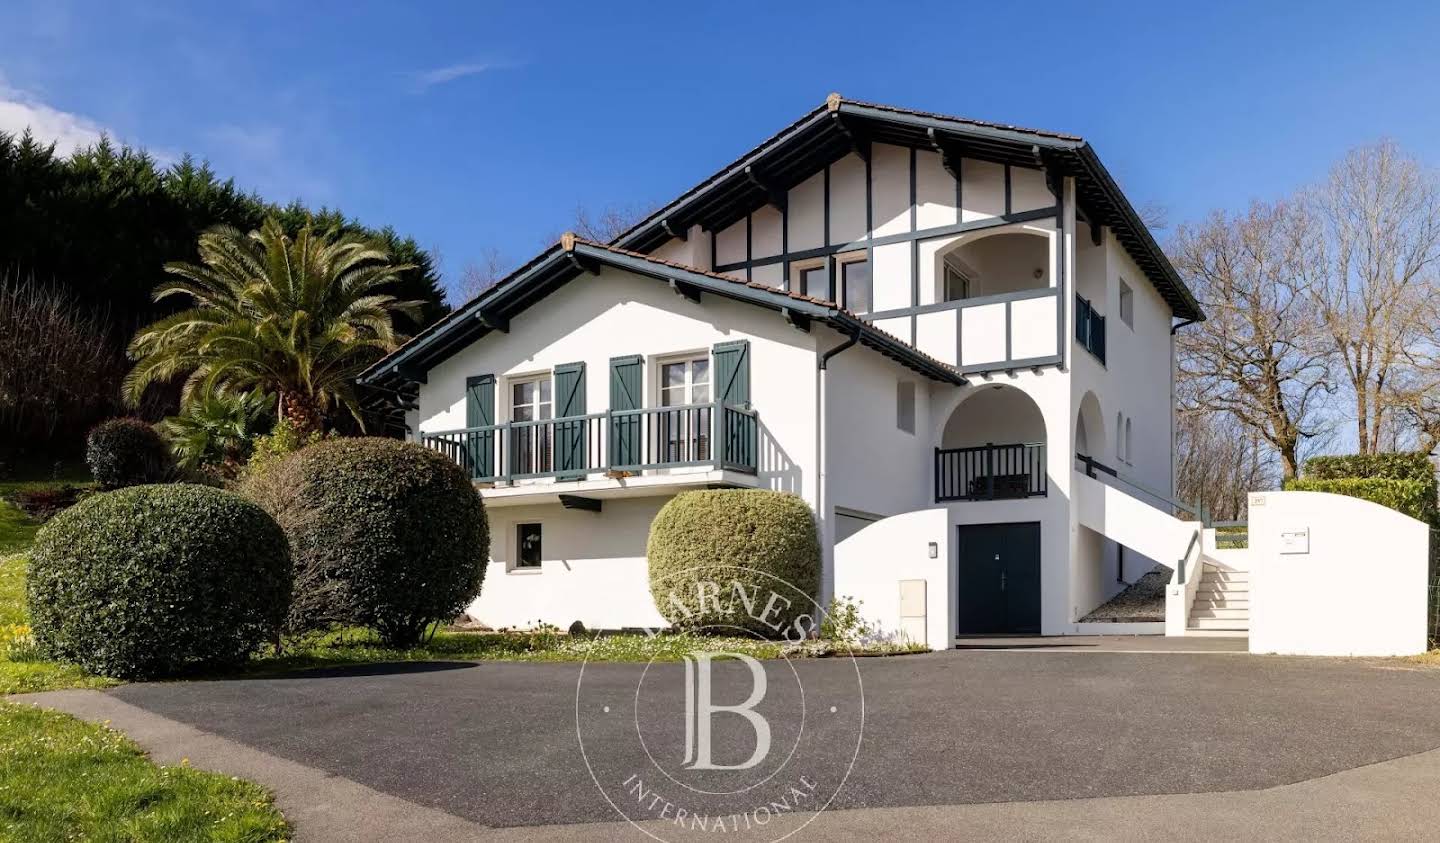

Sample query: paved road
[88,648,1440,832]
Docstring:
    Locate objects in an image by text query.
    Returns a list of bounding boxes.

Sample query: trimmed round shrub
[86,418,175,490]
[242,437,488,647]
[647,489,820,635]
[26,484,291,679]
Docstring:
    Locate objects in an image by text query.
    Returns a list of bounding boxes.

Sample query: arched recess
[1076,390,1105,461]
[932,228,1052,304]
[937,384,1047,501]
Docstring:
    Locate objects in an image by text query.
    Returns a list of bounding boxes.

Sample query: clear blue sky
[4,0,1439,300]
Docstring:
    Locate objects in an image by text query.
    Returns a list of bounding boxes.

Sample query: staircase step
[1192,608,1249,622]
[1189,617,1250,631]
[1201,571,1248,582]
[1192,600,1249,611]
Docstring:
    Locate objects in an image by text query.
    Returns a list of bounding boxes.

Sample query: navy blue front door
[956,522,1041,634]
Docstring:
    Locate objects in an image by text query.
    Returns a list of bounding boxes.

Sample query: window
[515,523,542,569]
[942,261,971,302]
[659,355,711,462]
[511,375,553,473]
[1119,280,1134,329]
[896,381,916,434]
[841,257,871,314]
[799,264,831,301]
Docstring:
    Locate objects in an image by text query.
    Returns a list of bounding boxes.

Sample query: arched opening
[936,230,1051,303]
[1076,390,1104,461]
[936,384,1047,501]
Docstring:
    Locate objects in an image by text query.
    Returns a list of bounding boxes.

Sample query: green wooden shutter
[554,362,587,478]
[712,340,754,469]
[465,374,495,479]
[609,355,643,469]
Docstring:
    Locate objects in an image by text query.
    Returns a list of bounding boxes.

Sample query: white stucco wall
[1248,491,1428,657]
[833,508,952,650]
[472,499,668,630]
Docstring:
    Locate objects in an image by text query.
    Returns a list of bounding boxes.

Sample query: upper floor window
[841,256,871,314]
[512,376,552,422]
[896,380,916,435]
[660,356,710,406]
[1119,280,1134,329]
[942,261,972,302]
[797,263,831,301]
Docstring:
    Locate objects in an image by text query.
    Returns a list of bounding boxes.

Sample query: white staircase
[1187,563,1249,634]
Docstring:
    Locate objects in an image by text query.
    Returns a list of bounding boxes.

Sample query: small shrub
[7,485,84,522]
[1283,477,1439,525]
[85,418,175,490]
[25,484,291,679]
[242,437,488,647]
[647,489,820,636]
[244,417,328,479]
[819,595,873,645]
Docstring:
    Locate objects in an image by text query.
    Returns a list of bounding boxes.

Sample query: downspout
[1169,316,1199,520]
[817,323,863,609]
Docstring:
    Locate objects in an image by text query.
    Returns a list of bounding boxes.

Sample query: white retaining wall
[832,508,952,650]
[1248,490,1428,657]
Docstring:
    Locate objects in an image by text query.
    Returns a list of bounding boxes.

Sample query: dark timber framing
[610,95,1200,323]
[359,236,966,393]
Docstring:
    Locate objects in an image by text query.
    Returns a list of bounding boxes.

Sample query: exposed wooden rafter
[926,127,961,181]
[743,166,786,212]
[669,278,702,303]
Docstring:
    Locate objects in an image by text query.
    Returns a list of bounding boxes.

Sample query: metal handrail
[1075,453,1210,525]
[1178,528,1202,584]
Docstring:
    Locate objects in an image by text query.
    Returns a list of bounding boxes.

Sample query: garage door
[956,522,1041,634]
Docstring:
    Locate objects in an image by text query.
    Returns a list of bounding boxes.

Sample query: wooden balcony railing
[422,403,758,483]
[935,442,1047,502]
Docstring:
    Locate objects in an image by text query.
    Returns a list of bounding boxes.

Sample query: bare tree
[1301,140,1440,454]
[1172,202,1334,479]
[0,272,124,454]
[1175,405,1278,520]
[571,202,656,243]
[454,248,514,303]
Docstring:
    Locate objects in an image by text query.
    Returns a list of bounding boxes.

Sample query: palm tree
[159,388,273,471]
[125,218,421,433]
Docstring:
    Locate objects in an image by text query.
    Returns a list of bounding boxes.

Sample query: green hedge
[26,484,291,679]
[243,437,488,647]
[1302,452,1436,484]
[1283,477,1439,524]
[647,490,819,636]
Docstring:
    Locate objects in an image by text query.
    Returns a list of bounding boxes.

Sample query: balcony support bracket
[559,494,602,513]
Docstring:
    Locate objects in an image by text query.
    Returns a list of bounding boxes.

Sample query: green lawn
[0,702,288,842]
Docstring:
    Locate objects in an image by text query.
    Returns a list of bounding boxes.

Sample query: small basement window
[516,523,542,569]
[897,381,916,434]
[1119,280,1134,329]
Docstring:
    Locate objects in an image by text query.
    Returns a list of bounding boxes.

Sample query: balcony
[422,403,759,484]
[935,442,1047,502]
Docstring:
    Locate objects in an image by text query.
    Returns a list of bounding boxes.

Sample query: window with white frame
[511,375,553,474]
[659,354,711,462]
[1119,279,1134,329]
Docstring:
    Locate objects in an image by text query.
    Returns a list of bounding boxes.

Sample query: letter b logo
[681,652,771,770]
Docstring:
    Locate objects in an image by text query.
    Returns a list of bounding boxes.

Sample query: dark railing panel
[1075,294,1106,364]
[935,442,1046,502]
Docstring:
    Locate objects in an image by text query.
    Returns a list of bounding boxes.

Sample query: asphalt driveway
[100,648,1440,829]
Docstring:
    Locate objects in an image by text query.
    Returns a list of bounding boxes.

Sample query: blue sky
[4,1,1440,301]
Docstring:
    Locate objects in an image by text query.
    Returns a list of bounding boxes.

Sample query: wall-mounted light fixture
[928,541,939,559]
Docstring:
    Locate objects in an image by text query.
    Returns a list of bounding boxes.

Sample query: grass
[0,702,288,842]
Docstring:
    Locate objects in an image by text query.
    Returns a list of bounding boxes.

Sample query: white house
[360,94,1214,638]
